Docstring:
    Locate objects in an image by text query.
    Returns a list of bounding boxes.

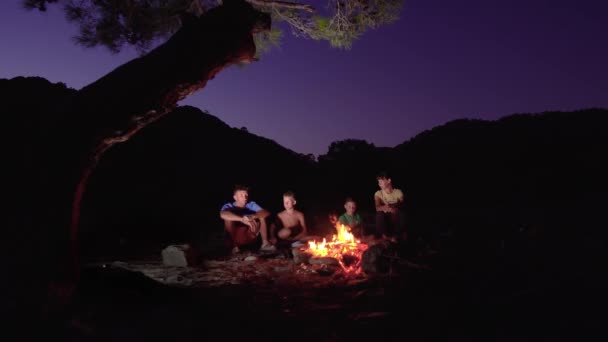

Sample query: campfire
[305,223,368,274]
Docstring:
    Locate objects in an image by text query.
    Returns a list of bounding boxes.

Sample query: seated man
[270,191,308,247]
[374,171,406,242]
[220,185,276,253]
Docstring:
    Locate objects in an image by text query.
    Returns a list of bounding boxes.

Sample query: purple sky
[2,0,607,156]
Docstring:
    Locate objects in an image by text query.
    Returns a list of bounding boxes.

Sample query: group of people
[219,171,406,254]
[220,188,307,253]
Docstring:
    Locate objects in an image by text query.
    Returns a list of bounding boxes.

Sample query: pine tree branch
[247,0,315,13]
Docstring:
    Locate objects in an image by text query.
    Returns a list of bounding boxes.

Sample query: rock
[244,255,258,262]
[292,248,311,264]
[361,243,391,274]
[161,244,198,267]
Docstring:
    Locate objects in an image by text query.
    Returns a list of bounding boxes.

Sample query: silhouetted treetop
[317,138,379,163]
[24,0,404,53]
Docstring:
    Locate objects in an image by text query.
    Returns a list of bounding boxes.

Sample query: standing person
[374,171,406,242]
[270,191,308,247]
[338,197,364,239]
[220,185,276,254]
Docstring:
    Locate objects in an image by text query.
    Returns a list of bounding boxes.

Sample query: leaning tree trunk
[47,0,270,309]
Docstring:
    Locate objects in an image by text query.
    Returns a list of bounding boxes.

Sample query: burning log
[308,257,339,265]
[299,223,368,275]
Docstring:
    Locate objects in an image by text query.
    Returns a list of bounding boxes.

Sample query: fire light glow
[306,223,368,274]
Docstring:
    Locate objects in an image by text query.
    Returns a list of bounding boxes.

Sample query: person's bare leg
[224,221,238,247]
[258,218,271,246]
[224,221,257,248]
[278,228,291,240]
[269,223,278,244]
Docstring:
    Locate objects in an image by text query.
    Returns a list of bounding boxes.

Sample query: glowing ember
[306,223,368,274]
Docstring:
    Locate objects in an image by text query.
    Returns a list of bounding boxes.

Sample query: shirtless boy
[271,191,308,246]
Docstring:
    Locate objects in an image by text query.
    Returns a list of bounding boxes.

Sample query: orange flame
[306,223,368,274]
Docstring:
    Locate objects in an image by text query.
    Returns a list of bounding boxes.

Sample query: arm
[375,195,391,213]
[244,209,270,233]
[294,212,308,240]
[245,201,270,220]
[356,214,364,231]
[220,208,260,232]
[220,210,245,222]
[251,209,270,220]
[392,190,405,210]
[269,221,277,244]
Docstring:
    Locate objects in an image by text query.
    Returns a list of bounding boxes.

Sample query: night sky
[1,0,607,156]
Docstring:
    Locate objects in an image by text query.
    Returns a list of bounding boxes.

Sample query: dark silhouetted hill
[5,76,607,266]
[80,105,317,257]
[391,110,607,236]
[5,77,608,340]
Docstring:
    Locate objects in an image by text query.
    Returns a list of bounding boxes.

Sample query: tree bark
[49,0,271,310]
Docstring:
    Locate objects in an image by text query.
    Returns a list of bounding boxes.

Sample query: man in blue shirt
[220,185,276,253]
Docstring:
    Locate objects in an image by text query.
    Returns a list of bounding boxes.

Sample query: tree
[21,0,404,310]
[25,0,403,53]
[319,138,377,162]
